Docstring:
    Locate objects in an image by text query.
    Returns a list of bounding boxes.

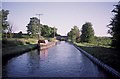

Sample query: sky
[2,2,118,36]
[2,0,120,2]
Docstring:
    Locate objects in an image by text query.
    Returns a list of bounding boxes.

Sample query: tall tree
[81,22,94,43]
[49,27,57,37]
[1,9,9,38]
[41,25,51,37]
[1,9,9,32]
[41,25,57,37]
[7,22,13,38]
[108,1,120,49]
[26,17,41,37]
[67,26,80,42]
[73,26,81,42]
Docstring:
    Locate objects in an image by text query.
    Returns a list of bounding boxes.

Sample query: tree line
[108,1,120,49]
[67,1,120,49]
[1,10,59,39]
[67,22,94,43]
[26,17,59,38]
[1,1,120,49]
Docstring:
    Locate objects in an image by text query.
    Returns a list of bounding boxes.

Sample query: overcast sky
[2,2,117,36]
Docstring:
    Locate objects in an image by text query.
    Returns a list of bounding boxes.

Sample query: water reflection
[40,49,48,61]
[27,49,48,74]
[27,50,40,74]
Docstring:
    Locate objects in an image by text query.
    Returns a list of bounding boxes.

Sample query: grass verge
[2,44,37,65]
[2,38,38,48]
[2,44,37,56]
[75,42,120,73]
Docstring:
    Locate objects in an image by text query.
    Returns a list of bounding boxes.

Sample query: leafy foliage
[41,25,57,37]
[67,26,80,42]
[108,2,120,49]
[81,22,95,43]
[26,17,58,38]
[26,17,41,37]
[94,37,111,46]
[1,9,9,32]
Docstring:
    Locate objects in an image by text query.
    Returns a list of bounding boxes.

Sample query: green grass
[2,37,58,57]
[75,42,111,48]
[2,37,59,64]
[2,44,37,56]
[93,37,112,46]
[2,38,38,59]
[2,38,38,48]
[2,37,58,49]
[75,42,120,73]
[2,44,37,65]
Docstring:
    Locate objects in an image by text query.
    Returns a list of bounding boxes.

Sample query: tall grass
[2,38,38,48]
[75,37,112,47]
[2,37,58,48]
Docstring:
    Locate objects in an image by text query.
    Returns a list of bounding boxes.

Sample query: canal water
[3,41,111,77]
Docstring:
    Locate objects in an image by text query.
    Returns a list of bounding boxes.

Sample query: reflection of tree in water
[27,50,40,74]
[40,49,48,61]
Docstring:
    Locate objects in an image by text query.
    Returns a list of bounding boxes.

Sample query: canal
[3,41,111,78]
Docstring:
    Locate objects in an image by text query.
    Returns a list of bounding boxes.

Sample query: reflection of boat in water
[37,40,56,50]
[40,49,48,60]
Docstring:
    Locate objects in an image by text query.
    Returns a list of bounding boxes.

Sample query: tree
[81,22,94,43]
[67,26,80,42]
[67,30,76,42]
[1,9,9,32]
[1,9,9,38]
[41,25,57,37]
[49,27,57,37]
[73,26,80,42]
[7,22,13,38]
[41,25,51,37]
[7,24,13,38]
[108,2,120,49]
[26,17,41,38]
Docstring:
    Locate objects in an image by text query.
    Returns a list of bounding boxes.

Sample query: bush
[93,37,111,46]
[2,39,24,48]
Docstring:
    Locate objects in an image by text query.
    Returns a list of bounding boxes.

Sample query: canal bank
[2,41,112,78]
[2,44,37,64]
[72,42,120,79]
[2,42,56,63]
